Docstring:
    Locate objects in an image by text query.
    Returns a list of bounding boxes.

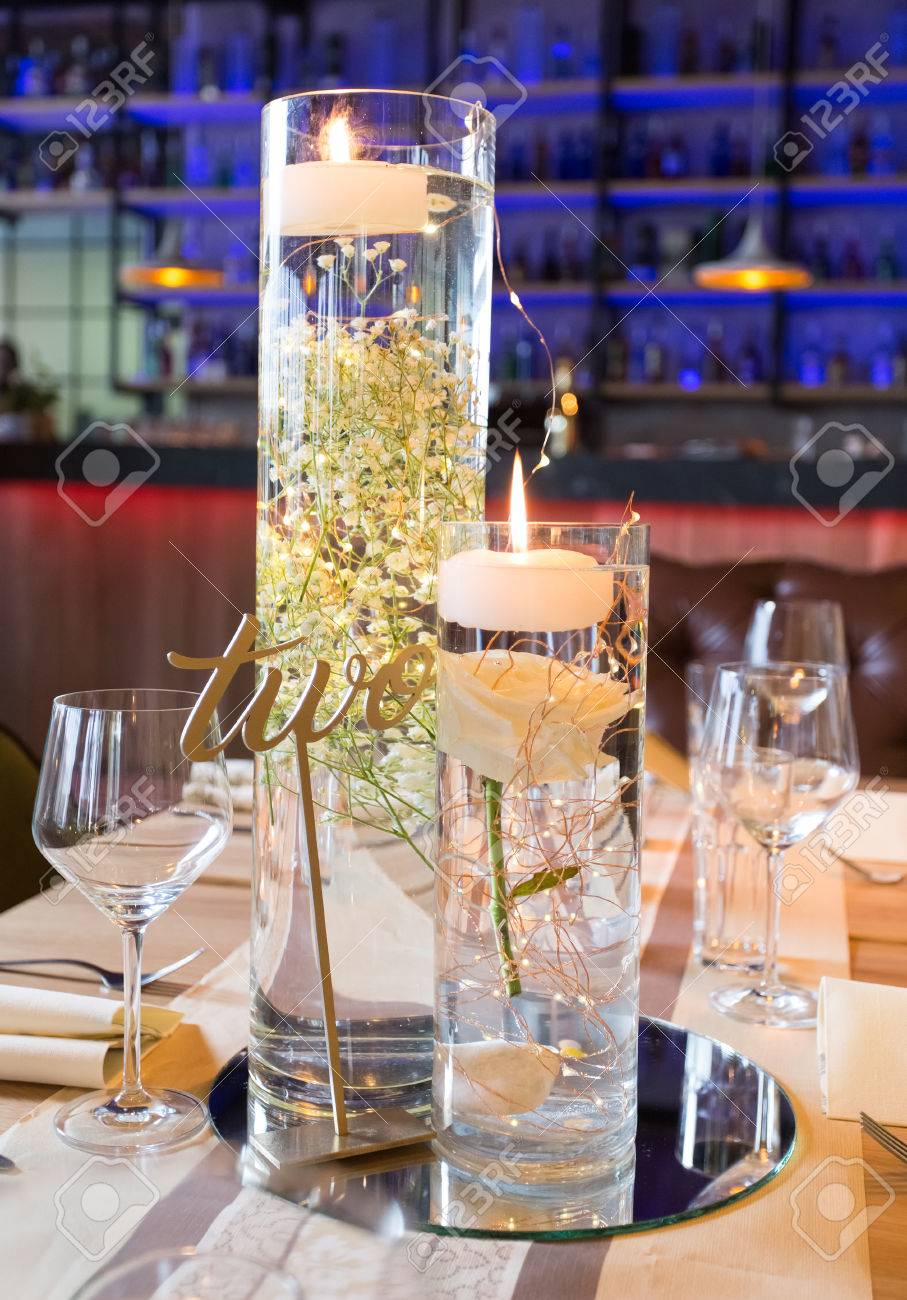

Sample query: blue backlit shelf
[602,381,771,401]
[495,181,599,207]
[794,67,907,104]
[604,280,773,305]
[786,280,907,304]
[610,73,779,111]
[493,282,593,304]
[608,177,776,207]
[120,186,259,217]
[128,93,264,125]
[788,175,907,205]
[781,383,907,403]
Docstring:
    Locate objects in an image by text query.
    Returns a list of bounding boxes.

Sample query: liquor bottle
[15,39,50,96]
[60,35,90,95]
[839,231,865,280]
[798,328,825,387]
[648,2,681,75]
[869,114,895,175]
[847,124,870,175]
[875,229,899,280]
[709,123,732,177]
[367,12,398,88]
[628,325,648,382]
[515,0,545,83]
[736,335,764,384]
[701,319,729,383]
[643,328,667,383]
[562,232,584,281]
[550,24,575,78]
[320,33,347,88]
[660,133,689,178]
[540,228,560,281]
[679,25,699,75]
[273,14,301,91]
[891,0,907,65]
[224,30,256,93]
[515,333,534,380]
[715,26,737,74]
[629,222,659,281]
[677,337,703,389]
[511,239,531,282]
[532,130,550,180]
[605,332,628,382]
[810,226,833,280]
[816,14,840,69]
[556,132,578,180]
[730,134,751,176]
[870,325,896,389]
[575,130,594,180]
[826,337,850,387]
[624,128,648,179]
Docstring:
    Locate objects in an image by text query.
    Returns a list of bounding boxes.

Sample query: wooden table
[1,828,905,1296]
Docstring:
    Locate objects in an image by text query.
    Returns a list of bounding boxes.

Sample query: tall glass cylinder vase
[253,91,494,1117]
[434,522,649,1182]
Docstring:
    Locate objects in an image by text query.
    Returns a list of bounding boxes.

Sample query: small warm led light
[560,391,579,417]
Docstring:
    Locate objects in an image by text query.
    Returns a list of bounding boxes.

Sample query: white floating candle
[438,547,614,632]
[274,115,429,237]
[438,452,615,632]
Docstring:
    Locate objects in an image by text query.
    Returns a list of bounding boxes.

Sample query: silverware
[0,947,206,991]
[860,1111,907,1164]
[841,856,905,886]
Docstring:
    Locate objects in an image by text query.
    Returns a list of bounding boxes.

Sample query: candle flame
[509,451,528,553]
[324,115,353,163]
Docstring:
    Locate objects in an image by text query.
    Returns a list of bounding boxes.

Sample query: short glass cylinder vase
[252,91,494,1118]
[433,521,650,1181]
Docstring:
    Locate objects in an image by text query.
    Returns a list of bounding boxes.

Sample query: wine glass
[701,663,858,1028]
[32,689,232,1154]
[743,599,847,668]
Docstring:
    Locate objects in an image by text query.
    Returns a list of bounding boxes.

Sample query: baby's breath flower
[339,243,355,257]
[363,248,378,262]
[373,240,391,253]
[389,258,407,273]
[316,254,336,270]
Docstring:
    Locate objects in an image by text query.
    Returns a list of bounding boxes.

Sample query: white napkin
[818,976,907,1125]
[822,788,907,865]
[0,984,181,1088]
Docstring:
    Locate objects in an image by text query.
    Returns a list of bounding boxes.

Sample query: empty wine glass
[743,599,847,668]
[33,689,232,1153]
[701,663,858,1028]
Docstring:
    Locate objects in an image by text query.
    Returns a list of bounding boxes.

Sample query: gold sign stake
[169,614,434,1166]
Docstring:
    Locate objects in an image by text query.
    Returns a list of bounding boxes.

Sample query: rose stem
[483,776,522,998]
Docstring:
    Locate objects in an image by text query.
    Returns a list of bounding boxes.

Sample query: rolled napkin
[818,976,907,1125]
[0,984,181,1088]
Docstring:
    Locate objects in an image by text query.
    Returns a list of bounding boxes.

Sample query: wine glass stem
[116,926,150,1110]
[761,847,783,993]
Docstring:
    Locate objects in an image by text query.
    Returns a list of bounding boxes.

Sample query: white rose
[389,258,407,272]
[373,240,391,253]
[316,254,336,270]
[438,649,630,785]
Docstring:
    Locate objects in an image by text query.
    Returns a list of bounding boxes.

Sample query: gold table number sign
[169,614,435,1166]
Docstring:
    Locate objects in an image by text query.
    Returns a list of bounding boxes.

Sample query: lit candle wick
[509,451,528,554]
[325,116,352,163]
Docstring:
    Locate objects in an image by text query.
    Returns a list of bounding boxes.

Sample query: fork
[860,1111,907,1165]
[0,947,206,991]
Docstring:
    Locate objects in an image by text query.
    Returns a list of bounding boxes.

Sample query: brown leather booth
[647,558,907,778]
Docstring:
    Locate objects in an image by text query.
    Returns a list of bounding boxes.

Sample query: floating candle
[438,455,615,632]
[275,114,429,237]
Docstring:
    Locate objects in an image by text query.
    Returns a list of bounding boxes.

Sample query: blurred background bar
[1,0,906,756]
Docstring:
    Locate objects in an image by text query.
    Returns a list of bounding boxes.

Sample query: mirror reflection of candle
[275,110,430,238]
[438,453,613,633]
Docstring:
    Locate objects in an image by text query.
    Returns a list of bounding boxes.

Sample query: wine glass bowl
[743,598,848,668]
[32,689,232,1153]
[702,663,858,1028]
